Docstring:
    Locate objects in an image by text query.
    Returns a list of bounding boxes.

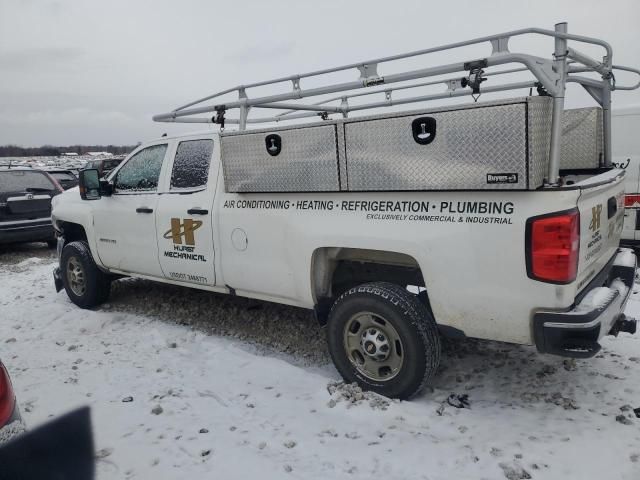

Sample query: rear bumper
[0,219,54,244]
[533,248,637,358]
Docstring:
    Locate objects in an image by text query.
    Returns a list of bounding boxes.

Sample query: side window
[170,139,213,190]
[114,144,167,193]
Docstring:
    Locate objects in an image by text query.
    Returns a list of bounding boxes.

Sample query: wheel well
[59,222,88,246]
[311,247,428,325]
[58,221,119,279]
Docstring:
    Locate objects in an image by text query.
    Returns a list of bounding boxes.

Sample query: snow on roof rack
[153,22,640,185]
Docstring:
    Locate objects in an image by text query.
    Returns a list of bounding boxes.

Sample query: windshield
[0,171,56,193]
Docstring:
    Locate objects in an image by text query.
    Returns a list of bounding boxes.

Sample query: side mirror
[79,169,101,200]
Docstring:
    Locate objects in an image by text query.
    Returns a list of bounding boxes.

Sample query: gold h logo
[163,218,203,246]
[589,204,602,232]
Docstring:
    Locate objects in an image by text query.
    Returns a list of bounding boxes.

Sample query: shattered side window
[114,144,167,192]
[170,139,213,190]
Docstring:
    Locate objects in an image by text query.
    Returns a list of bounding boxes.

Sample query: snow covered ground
[1,244,639,480]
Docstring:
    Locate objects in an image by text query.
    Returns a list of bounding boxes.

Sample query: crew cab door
[155,138,217,286]
[92,143,169,277]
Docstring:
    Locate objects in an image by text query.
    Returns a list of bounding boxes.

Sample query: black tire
[60,241,111,308]
[326,282,440,399]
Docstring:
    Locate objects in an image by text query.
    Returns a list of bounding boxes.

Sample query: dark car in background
[0,359,24,444]
[86,156,124,178]
[0,168,63,247]
[44,169,79,190]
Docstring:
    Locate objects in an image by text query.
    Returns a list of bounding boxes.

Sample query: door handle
[136,207,153,214]
[187,208,208,215]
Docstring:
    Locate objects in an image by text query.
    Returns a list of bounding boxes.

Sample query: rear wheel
[61,241,111,308]
[326,282,440,399]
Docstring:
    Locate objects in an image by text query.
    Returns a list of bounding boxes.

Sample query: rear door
[92,143,169,277]
[155,137,217,286]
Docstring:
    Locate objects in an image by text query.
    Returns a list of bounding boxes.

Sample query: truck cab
[83,135,218,284]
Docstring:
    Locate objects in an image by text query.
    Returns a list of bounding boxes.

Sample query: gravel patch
[0,242,56,269]
[105,277,330,366]
[103,278,548,373]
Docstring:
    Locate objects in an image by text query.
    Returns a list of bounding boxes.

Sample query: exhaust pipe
[609,314,637,336]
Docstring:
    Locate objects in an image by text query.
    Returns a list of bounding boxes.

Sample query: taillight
[0,363,16,426]
[526,209,580,284]
[624,194,640,208]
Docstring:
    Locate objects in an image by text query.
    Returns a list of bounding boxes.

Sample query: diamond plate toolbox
[221,123,340,193]
[343,97,553,191]
[560,107,603,169]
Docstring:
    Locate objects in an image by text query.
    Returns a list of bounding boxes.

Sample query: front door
[93,143,169,277]
[155,138,217,286]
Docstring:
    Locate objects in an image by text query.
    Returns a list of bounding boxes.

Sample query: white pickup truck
[52,24,640,398]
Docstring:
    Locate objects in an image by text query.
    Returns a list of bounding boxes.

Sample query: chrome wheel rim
[66,256,86,296]
[343,311,404,381]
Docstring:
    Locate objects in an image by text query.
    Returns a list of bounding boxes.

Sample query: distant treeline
[0,144,139,157]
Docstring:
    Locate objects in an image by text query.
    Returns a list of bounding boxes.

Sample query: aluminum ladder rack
[153,22,640,186]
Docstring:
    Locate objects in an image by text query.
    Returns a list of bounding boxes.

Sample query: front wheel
[60,241,111,308]
[326,282,440,399]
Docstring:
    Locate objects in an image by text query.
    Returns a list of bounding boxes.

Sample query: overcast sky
[1,0,639,147]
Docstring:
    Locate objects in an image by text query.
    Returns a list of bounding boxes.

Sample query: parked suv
[0,168,63,246]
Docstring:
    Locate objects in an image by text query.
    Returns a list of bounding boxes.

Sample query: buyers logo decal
[486,173,518,184]
[163,218,203,246]
[589,204,602,232]
[163,218,207,262]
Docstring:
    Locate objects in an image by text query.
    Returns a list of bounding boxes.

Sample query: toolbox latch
[411,117,437,145]
[265,134,282,156]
